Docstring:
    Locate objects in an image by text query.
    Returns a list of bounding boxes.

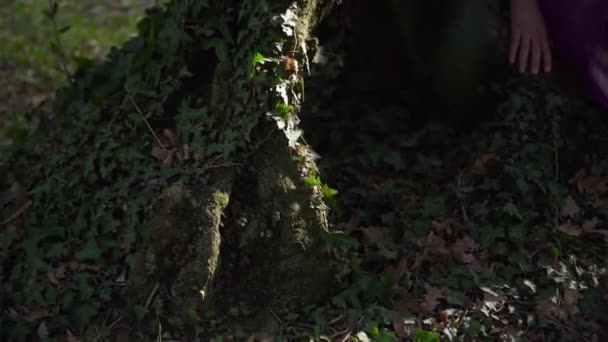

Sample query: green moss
[130,177,233,322]
[213,128,336,314]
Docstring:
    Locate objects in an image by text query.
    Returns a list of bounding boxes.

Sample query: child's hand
[509,0,552,74]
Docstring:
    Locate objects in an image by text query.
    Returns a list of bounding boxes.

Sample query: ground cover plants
[1,0,607,340]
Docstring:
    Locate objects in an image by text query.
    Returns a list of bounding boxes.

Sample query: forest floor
[0,0,154,130]
[2,1,608,341]
[300,81,608,341]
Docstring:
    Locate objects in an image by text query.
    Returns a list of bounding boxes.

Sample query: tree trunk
[123,0,338,329]
[1,0,338,338]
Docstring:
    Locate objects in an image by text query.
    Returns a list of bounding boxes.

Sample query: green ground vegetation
[1,1,607,341]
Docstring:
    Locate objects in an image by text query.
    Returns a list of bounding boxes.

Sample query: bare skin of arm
[509,0,552,74]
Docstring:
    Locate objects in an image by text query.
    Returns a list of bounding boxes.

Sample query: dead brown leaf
[537,298,567,320]
[412,231,449,270]
[7,307,19,320]
[420,287,446,313]
[21,307,49,322]
[481,287,507,313]
[2,182,31,227]
[339,215,360,234]
[471,153,500,175]
[560,196,580,218]
[450,235,486,272]
[387,259,408,281]
[66,261,104,274]
[11,182,28,209]
[150,145,177,167]
[561,196,581,217]
[393,293,420,314]
[562,285,582,315]
[557,222,582,237]
[37,321,49,338]
[569,169,608,196]
[425,231,449,255]
[586,229,608,241]
[430,219,453,234]
[361,226,390,245]
[66,330,82,342]
[391,311,414,338]
[115,235,130,254]
[583,217,599,231]
[162,128,180,148]
[47,264,67,285]
[451,235,477,259]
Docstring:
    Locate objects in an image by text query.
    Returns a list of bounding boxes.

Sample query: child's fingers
[519,36,531,73]
[531,41,542,75]
[542,39,552,72]
[509,33,521,64]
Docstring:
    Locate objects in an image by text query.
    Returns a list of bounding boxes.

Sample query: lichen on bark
[212,124,335,315]
[129,171,234,320]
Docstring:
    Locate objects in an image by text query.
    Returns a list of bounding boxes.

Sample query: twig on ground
[125,86,167,150]
[268,307,284,327]
[541,312,589,342]
[145,282,160,309]
[1,200,32,225]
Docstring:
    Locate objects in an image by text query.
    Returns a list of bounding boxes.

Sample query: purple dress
[539,0,608,109]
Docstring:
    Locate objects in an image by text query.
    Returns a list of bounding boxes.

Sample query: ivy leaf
[384,151,404,170]
[413,329,440,342]
[252,52,265,67]
[133,304,147,321]
[75,239,102,261]
[59,25,71,34]
[579,288,608,319]
[72,304,97,327]
[502,202,522,220]
[322,184,338,199]
[421,196,446,218]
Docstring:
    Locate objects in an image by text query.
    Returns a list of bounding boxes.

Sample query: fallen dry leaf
[420,287,446,313]
[537,298,567,320]
[471,153,500,175]
[450,235,485,272]
[583,217,599,231]
[66,330,82,342]
[393,293,420,314]
[47,264,67,285]
[21,307,49,322]
[361,226,390,245]
[11,182,28,209]
[412,231,451,270]
[451,235,477,259]
[3,182,30,227]
[569,169,608,196]
[480,287,507,314]
[391,311,414,338]
[387,259,408,281]
[66,261,104,274]
[115,235,130,254]
[7,307,19,320]
[162,128,180,148]
[37,321,49,338]
[339,215,360,234]
[561,196,580,218]
[562,285,582,315]
[425,231,449,255]
[586,229,608,241]
[557,222,582,237]
[430,219,452,234]
[151,145,177,167]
